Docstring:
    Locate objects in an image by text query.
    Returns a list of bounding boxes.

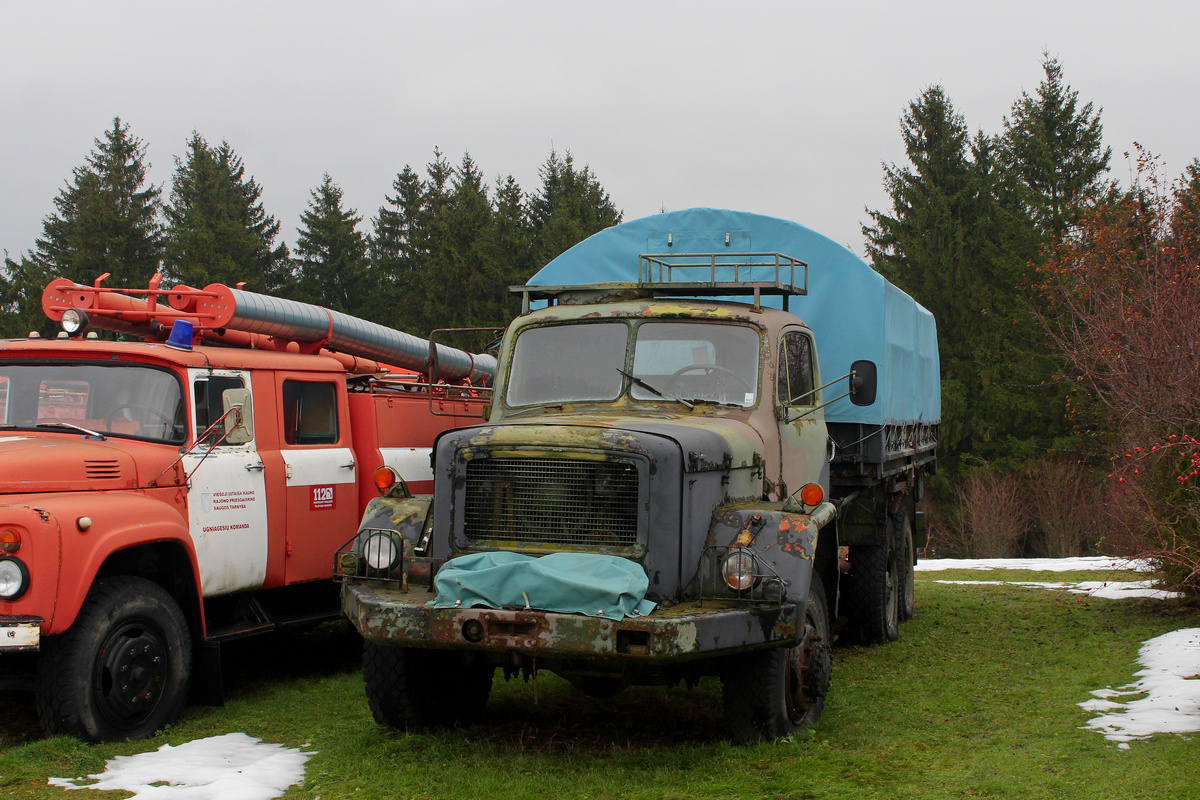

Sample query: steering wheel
[106,404,175,430]
[664,364,754,398]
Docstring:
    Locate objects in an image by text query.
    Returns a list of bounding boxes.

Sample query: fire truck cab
[0,276,490,741]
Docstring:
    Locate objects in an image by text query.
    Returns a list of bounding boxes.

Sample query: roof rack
[511,252,808,313]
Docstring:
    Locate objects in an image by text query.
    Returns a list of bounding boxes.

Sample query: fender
[350,494,437,583]
[699,501,837,608]
[15,490,197,636]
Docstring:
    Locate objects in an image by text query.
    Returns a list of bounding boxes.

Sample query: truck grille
[463,457,640,549]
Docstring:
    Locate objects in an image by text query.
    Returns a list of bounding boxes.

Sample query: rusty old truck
[338,208,940,741]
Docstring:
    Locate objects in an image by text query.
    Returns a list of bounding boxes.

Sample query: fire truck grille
[463,457,640,549]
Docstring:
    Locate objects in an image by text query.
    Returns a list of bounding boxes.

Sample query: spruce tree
[864,87,1044,472]
[529,151,621,266]
[998,54,1112,238]
[292,174,370,316]
[29,117,164,290]
[370,165,426,328]
[163,133,289,294]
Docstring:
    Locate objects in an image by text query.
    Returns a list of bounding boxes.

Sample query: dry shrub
[938,468,1032,558]
[1105,434,1200,599]
[1027,459,1104,557]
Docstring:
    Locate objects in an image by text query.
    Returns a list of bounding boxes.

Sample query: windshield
[505,319,760,408]
[0,362,186,443]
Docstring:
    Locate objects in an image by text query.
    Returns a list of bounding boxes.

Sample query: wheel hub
[96,622,168,724]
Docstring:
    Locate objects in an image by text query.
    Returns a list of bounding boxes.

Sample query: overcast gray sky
[3,1,1197,270]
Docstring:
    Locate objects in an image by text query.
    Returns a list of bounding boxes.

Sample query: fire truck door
[277,377,358,584]
[184,369,270,596]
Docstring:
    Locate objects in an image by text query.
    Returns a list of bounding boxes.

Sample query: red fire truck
[0,274,491,741]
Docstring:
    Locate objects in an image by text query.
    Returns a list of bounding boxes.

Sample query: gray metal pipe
[220,288,497,383]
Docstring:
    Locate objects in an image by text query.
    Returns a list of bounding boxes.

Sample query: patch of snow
[48,732,313,799]
[916,556,1151,572]
[932,579,1181,600]
[1080,628,1200,748]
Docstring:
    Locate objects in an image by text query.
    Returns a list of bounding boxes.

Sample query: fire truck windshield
[0,362,186,444]
[505,320,760,408]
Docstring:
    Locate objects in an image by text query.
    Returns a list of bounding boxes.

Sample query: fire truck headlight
[363,532,400,571]
[722,548,757,592]
[0,557,29,601]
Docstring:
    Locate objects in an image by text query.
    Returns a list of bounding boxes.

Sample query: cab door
[275,375,358,584]
[185,369,269,596]
[775,328,830,500]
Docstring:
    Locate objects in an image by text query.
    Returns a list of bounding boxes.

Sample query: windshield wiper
[616,368,694,409]
[35,421,106,439]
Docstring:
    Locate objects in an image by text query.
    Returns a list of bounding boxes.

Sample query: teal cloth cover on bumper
[431,551,657,621]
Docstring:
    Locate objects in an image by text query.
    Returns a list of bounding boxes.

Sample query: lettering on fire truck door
[185,369,269,596]
[277,377,357,584]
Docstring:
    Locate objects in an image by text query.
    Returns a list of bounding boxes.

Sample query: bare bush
[939,468,1032,559]
[1027,459,1104,557]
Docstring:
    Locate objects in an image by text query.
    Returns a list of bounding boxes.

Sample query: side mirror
[222,388,254,444]
[849,360,877,406]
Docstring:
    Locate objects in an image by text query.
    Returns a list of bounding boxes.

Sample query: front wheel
[36,576,192,742]
[722,572,833,742]
[363,642,493,730]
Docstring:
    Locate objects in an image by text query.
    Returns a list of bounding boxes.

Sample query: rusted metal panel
[343,581,799,662]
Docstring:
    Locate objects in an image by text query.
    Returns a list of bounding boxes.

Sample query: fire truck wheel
[898,513,916,621]
[36,576,192,742]
[845,533,901,645]
[722,572,832,743]
[363,642,493,729]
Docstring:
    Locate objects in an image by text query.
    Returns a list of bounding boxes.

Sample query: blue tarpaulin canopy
[431,551,658,621]
[526,208,940,427]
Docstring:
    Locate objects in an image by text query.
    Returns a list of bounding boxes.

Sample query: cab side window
[282,381,339,445]
[777,332,814,406]
[194,376,246,445]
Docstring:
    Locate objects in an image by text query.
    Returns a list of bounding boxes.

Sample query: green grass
[2,570,1197,799]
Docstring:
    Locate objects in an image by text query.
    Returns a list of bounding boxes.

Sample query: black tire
[363,642,493,730]
[845,534,901,645]
[36,576,192,742]
[722,572,833,743]
[897,513,916,621]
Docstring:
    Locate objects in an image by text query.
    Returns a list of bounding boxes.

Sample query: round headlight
[722,548,757,592]
[363,532,400,571]
[0,557,29,601]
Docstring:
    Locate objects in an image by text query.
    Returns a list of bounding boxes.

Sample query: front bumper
[342,582,798,663]
[0,615,42,651]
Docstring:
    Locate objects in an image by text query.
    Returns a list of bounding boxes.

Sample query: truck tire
[845,534,901,644]
[898,513,916,621]
[36,576,192,742]
[721,573,832,742]
[363,642,493,729]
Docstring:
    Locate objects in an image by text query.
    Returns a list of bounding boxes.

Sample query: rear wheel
[722,573,832,742]
[363,642,493,729]
[845,532,901,644]
[897,513,916,621]
[36,576,192,742]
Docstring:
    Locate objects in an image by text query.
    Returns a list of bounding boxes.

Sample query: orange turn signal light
[799,483,824,507]
[0,528,21,554]
[373,466,399,494]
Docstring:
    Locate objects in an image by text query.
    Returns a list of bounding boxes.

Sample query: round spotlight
[61,308,89,336]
